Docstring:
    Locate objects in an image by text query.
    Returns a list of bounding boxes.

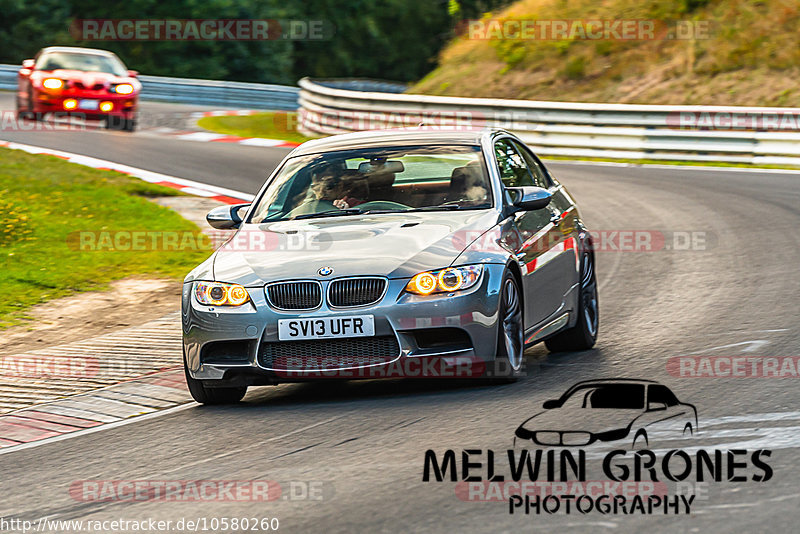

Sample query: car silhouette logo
[514,378,697,449]
[318,266,334,276]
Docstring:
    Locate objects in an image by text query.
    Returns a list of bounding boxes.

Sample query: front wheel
[545,250,598,352]
[17,90,36,120]
[493,270,524,381]
[184,361,247,405]
[15,99,31,120]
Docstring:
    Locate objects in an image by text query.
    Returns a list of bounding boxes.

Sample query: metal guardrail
[298,77,800,166]
[312,79,408,94]
[0,64,299,110]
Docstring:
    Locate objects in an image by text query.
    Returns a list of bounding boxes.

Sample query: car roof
[39,46,116,56]
[290,128,501,156]
[565,378,661,389]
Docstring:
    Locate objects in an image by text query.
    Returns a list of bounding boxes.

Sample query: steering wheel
[285,199,337,218]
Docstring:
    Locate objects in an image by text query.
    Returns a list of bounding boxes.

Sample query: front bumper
[182,263,507,384]
[33,89,137,118]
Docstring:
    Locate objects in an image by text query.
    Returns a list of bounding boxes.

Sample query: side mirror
[506,186,552,211]
[647,401,667,412]
[542,399,560,409]
[127,70,139,77]
[22,59,35,69]
[206,203,250,230]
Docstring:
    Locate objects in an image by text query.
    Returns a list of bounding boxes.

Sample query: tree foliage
[0,0,509,84]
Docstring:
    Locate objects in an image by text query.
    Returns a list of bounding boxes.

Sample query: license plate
[78,99,98,110]
[278,315,375,341]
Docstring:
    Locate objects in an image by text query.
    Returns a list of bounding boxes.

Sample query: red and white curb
[0,368,192,454]
[200,110,263,117]
[153,109,302,148]
[0,310,195,451]
[0,139,253,205]
[169,130,300,148]
[0,141,244,452]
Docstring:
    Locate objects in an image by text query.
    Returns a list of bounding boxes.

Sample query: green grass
[0,148,211,328]
[196,112,314,144]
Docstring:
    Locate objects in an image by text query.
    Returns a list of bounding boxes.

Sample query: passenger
[333,170,369,209]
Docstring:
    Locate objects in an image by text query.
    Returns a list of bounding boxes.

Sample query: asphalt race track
[1,93,799,532]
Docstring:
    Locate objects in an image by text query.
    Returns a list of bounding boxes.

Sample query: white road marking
[159,415,346,474]
[239,137,287,147]
[175,132,225,142]
[694,492,800,512]
[577,411,800,460]
[0,139,254,201]
[687,340,771,354]
[714,328,790,336]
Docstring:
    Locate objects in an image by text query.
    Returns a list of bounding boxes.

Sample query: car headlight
[42,78,64,89]
[194,281,251,306]
[405,265,483,295]
[112,83,134,95]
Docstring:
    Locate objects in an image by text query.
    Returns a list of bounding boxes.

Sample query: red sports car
[16,46,141,131]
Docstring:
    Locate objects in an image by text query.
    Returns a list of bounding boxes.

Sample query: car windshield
[247,145,492,223]
[561,384,645,409]
[36,52,127,76]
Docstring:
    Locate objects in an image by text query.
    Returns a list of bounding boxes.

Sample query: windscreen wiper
[293,207,415,219]
[292,208,363,220]
[357,208,411,214]
[407,204,464,212]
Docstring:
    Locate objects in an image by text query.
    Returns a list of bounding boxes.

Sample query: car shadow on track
[196,344,604,410]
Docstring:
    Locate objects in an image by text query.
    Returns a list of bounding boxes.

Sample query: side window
[648,385,679,406]
[494,139,533,187]
[513,141,552,189]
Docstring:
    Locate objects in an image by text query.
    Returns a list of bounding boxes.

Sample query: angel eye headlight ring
[405,265,483,295]
[194,282,251,306]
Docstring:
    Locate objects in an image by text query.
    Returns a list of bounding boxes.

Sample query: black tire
[184,361,247,405]
[17,90,36,120]
[15,98,29,120]
[545,249,598,352]
[122,119,136,132]
[493,270,525,382]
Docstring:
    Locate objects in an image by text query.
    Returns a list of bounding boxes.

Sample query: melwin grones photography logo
[421,378,774,516]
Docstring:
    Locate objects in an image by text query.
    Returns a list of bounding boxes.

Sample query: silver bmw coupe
[182,128,598,404]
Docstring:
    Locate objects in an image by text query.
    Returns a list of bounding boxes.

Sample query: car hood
[517,408,643,436]
[34,69,136,86]
[210,210,502,285]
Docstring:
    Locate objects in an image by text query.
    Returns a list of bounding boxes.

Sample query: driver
[309,168,345,203]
